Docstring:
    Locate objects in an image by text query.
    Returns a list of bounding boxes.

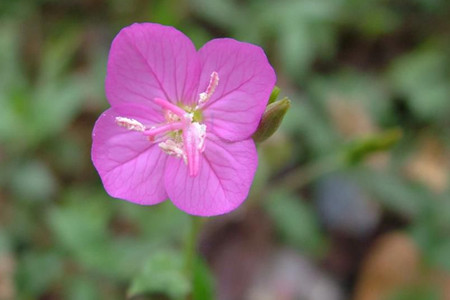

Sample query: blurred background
[1,0,450,299]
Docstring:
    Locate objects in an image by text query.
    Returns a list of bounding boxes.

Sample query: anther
[198,71,219,106]
[115,117,145,132]
[158,139,187,163]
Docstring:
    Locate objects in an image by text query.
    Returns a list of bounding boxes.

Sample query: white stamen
[198,92,208,104]
[115,117,145,131]
[198,72,219,106]
[165,110,180,122]
[158,139,187,164]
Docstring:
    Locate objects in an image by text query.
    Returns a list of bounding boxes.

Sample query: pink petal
[198,38,276,141]
[164,137,258,216]
[106,23,200,108]
[91,106,167,205]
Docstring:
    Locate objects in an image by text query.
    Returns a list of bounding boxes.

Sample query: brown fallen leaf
[404,135,449,193]
[0,253,16,300]
[353,232,420,300]
[327,96,377,139]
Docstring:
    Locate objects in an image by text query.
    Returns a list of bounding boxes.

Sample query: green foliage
[308,70,391,123]
[16,251,64,297]
[127,250,214,300]
[357,168,427,219]
[0,21,87,152]
[388,284,441,300]
[128,250,190,300]
[65,277,104,300]
[387,47,450,122]
[281,96,337,155]
[264,190,327,257]
[48,187,189,280]
[10,159,57,202]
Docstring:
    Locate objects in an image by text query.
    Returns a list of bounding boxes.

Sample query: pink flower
[91,23,276,216]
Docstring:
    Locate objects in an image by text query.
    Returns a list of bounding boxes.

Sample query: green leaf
[47,188,122,276]
[0,231,11,253]
[117,200,189,246]
[279,24,313,77]
[0,20,26,90]
[10,159,57,202]
[189,0,244,29]
[31,77,86,144]
[281,96,338,155]
[357,168,429,219]
[39,27,83,81]
[264,190,327,257]
[343,128,402,165]
[128,250,190,300]
[388,283,440,300]
[387,47,450,121]
[308,71,391,123]
[428,240,450,272]
[16,251,64,297]
[48,191,111,253]
[65,277,103,300]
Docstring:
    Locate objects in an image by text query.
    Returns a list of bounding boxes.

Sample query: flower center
[115,72,219,177]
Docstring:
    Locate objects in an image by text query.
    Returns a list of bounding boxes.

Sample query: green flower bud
[268,86,280,104]
[253,97,291,143]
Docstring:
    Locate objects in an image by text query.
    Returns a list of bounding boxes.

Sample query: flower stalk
[183,215,203,294]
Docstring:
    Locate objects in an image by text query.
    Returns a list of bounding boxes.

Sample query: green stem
[276,154,343,190]
[183,216,203,289]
